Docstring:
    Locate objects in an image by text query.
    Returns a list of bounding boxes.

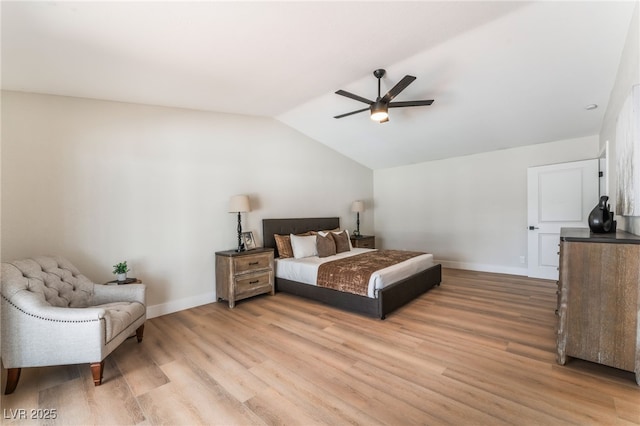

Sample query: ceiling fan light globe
[371,110,388,121]
[370,100,388,121]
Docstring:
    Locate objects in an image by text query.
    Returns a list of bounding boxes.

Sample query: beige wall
[374,135,599,275]
[1,91,373,316]
[600,2,640,235]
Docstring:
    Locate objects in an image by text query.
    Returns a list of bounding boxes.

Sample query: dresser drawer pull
[249,261,259,266]
[249,280,260,285]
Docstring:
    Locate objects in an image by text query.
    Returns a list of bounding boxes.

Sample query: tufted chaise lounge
[1,256,146,394]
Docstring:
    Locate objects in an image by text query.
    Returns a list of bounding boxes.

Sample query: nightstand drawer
[356,239,375,248]
[351,236,375,249]
[235,272,272,296]
[234,252,271,273]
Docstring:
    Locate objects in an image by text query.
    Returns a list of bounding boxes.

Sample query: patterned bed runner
[317,250,425,296]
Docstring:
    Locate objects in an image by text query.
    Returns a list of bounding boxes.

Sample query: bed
[263,217,441,319]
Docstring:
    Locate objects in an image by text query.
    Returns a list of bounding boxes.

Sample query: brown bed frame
[262,217,442,319]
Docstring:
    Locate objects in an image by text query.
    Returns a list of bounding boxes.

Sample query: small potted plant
[113,261,130,282]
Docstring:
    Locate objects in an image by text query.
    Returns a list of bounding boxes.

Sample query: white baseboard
[146,292,216,319]
[436,259,528,277]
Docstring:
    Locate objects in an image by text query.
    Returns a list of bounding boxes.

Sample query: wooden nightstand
[350,235,375,249]
[215,248,275,308]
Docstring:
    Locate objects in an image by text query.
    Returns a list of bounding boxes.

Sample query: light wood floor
[2,268,639,425]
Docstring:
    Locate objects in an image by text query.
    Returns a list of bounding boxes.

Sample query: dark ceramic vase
[588,195,613,233]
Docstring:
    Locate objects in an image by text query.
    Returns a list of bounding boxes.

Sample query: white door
[527,159,599,279]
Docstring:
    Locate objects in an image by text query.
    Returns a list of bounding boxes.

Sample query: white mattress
[275,248,434,298]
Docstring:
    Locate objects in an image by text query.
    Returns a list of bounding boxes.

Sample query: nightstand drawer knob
[249,280,259,285]
[249,261,259,266]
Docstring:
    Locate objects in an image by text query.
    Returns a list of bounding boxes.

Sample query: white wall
[374,135,599,275]
[600,2,640,235]
[1,91,373,317]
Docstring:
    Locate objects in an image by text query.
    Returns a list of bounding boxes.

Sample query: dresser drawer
[235,271,272,296]
[234,252,272,273]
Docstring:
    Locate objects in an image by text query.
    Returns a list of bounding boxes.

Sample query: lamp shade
[351,200,364,213]
[229,195,250,213]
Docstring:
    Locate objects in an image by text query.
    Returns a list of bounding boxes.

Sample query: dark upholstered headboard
[263,217,340,258]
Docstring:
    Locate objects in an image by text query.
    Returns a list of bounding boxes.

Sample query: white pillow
[290,234,318,259]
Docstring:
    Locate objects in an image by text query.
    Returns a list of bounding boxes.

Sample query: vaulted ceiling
[2,1,636,169]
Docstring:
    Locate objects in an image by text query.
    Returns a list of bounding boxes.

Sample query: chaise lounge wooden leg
[4,368,21,394]
[90,361,104,386]
[136,324,145,343]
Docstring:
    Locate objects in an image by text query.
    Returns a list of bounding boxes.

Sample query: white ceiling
[2,1,637,169]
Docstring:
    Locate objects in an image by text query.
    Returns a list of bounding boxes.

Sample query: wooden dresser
[557,228,640,385]
[215,248,274,308]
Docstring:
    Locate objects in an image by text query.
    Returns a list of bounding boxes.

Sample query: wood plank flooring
[2,268,639,425]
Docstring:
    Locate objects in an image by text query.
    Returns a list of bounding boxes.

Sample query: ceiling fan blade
[388,100,434,108]
[334,107,370,119]
[335,90,374,105]
[381,75,416,103]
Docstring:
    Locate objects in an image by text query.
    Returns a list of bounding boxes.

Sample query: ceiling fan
[334,69,434,123]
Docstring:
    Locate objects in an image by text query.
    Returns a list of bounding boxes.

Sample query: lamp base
[236,212,245,252]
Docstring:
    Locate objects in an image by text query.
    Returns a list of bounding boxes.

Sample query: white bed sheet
[275,248,434,298]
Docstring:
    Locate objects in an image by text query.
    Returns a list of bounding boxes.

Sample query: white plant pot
[117,273,127,281]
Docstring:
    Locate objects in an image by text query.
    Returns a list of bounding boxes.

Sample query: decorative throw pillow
[290,234,318,259]
[274,234,293,259]
[316,232,336,258]
[332,230,351,253]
